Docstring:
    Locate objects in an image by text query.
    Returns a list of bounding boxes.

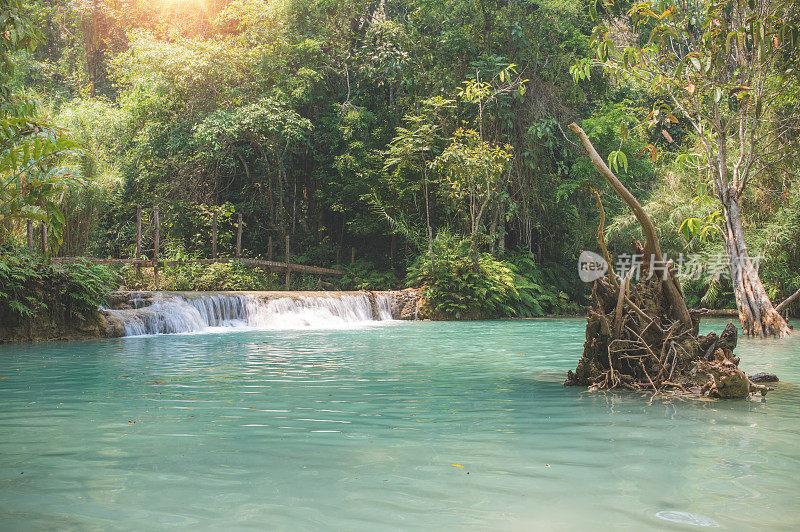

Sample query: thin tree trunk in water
[722,190,791,337]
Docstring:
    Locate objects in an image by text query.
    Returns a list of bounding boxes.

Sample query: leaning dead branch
[565,123,774,399]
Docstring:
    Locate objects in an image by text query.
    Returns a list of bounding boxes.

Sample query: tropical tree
[458,59,527,142]
[194,97,313,233]
[433,127,513,263]
[383,99,453,260]
[1,0,78,253]
[577,0,800,336]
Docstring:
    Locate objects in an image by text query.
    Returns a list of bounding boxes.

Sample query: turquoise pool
[1,319,799,530]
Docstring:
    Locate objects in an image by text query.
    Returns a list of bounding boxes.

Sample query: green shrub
[405,232,589,319]
[336,259,398,291]
[506,254,587,317]
[0,255,116,322]
[406,233,518,319]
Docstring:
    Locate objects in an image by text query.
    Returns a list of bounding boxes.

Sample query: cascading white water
[374,294,394,321]
[109,293,395,337]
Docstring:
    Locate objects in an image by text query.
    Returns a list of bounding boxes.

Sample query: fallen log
[51,256,344,275]
[690,308,738,317]
[776,287,800,314]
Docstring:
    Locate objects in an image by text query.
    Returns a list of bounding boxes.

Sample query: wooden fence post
[285,234,291,290]
[236,213,243,258]
[268,235,273,262]
[26,220,33,251]
[153,206,160,290]
[212,211,218,259]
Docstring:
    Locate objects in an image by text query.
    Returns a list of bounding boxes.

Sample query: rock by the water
[385,289,422,320]
[699,361,770,398]
[749,372,779,383]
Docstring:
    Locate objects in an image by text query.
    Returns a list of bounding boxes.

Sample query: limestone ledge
[101,288,423,338]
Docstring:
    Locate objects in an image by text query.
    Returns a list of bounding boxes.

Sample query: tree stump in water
[565,121,772,399]
[565,273,770,398]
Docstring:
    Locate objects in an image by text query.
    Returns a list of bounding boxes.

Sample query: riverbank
[2,289,422,343]
[1,287,749,343]
[0,309,110,344]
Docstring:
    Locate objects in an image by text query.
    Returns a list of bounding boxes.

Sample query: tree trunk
[568,123,692,330]
[722,189,791,337]
[423,170,433,262]
[489,218,497,253]
[498,216,505,252]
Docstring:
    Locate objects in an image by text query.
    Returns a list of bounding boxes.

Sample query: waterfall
[107,293,395,337]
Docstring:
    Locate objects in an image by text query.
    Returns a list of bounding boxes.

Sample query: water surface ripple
[1,319,799,530]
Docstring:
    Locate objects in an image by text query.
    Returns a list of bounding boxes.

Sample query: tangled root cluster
[565,275,771,398]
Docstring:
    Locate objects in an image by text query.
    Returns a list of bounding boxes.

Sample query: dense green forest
[1,0,799,324]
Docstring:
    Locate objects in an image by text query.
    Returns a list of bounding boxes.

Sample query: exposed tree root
[565,274,772,399]
[566,121,774,399]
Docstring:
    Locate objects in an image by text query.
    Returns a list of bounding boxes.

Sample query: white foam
[108,293,394,336]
